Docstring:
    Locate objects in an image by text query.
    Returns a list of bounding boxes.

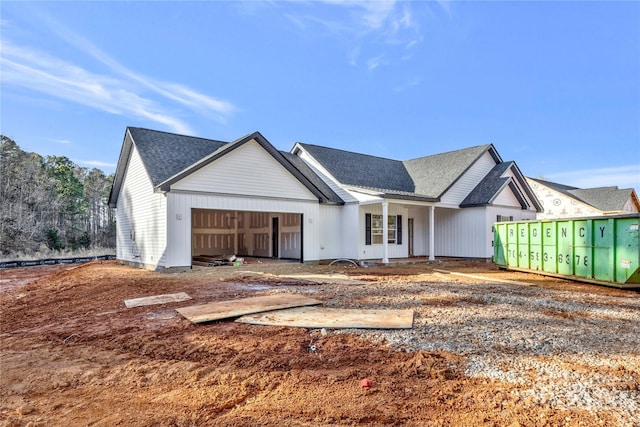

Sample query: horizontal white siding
[171,140,317,201]
[116,145,167,269]
[440,152,496,206]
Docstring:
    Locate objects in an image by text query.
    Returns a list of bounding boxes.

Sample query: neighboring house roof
[569,187,634,212]
[403,144,500,198]
[528,177,637,212]
[109,127,344,207]
[528,177,578,193]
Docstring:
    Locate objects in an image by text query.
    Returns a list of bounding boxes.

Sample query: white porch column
[429,205,435,261]
[382,201,389,264]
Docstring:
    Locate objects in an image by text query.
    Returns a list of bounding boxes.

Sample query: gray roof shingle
[568,187,634,212]
[128,127,230,186]
[279,151,344,204]
[295,143,415,193]
[109,127,344,206]
[528,177,635,212]
[403,144,497,198]
[460,162,513,207]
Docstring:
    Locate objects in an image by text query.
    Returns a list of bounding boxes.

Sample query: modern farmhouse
[108,127,541,270]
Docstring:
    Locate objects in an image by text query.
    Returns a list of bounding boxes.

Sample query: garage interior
[191,208,303,263]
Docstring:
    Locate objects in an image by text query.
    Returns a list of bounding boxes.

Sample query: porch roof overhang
[345,185,439,206]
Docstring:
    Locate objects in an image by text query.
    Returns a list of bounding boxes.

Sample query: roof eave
[436,144,500,198]
[158,132,337,204]
[107,127,134,208]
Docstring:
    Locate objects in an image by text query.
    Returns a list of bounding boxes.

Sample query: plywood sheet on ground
[176,294,322,324]
[235,306,414,329]
[124,292,192,308]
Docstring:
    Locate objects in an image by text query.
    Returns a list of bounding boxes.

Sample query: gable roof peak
[405,143,494,162]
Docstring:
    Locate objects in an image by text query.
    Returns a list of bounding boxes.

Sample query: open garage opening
[191,208,303,265]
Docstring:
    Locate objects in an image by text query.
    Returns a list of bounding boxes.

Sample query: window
[365,214,402,245]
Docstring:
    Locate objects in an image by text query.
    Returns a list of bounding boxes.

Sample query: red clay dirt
[0,260,635,426]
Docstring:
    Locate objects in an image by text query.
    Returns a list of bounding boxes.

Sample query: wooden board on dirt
[176,294,322,324]
[235,306,414,329]
[124,292,192,308]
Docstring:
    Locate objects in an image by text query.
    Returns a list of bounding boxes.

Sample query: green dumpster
[493,214,640,289]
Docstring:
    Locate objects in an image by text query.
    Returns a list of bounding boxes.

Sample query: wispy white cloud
[394,76,422,92]
[0,17,236,134]
[51,138,72,144]
[284,1,426,70]
[545,165,640,192]
[367,54,386,71]
[78,159,118,169]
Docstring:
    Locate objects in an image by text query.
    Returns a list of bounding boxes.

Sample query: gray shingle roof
[528,177,635,212]
[128,127,229,186]
[295,143,415,193]
[569,187,634,212]
[296,143,502,200]
[460,162,513,207]
[403,144,498,198]
[528,177,578,193]
[109,127,344,207]
[279,152,344,204]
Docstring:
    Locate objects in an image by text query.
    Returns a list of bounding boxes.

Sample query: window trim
[365,213,402,245]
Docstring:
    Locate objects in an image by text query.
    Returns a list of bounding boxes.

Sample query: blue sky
[1,1,639,193]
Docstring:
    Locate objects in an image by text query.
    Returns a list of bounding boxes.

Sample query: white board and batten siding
[116,145,167,269]
[163,140,323,267]
[318,204,359,260]
[439,152,497,207]
[406,206,432,257]
[434,207,490,258]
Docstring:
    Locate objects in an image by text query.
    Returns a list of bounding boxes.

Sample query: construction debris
[124,292,192,308]
[176,293,322,324]
[235,306,414,329]
[192,254,243,267]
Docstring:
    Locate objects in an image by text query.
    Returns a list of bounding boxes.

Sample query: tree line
[0,135,116,256]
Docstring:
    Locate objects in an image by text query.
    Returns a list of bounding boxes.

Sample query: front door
[271,217,279,258]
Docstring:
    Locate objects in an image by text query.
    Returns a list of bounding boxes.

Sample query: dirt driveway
[1,260,638,426]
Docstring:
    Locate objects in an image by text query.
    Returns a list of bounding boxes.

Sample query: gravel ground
[315,272,640,425]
